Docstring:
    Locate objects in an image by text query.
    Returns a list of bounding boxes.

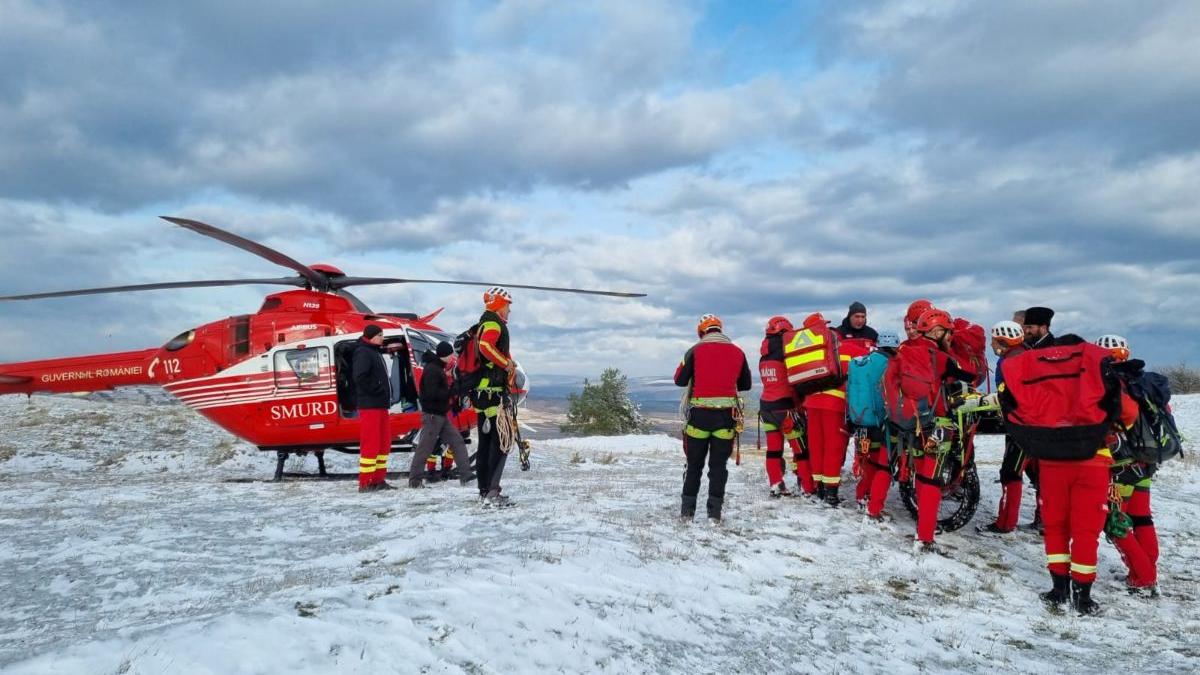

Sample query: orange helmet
[905,299,933,327]
[765,315,793,335]
[483,286,512,312]
[697,313,723,337]
[916,308,953,334]
[801,312,826,328]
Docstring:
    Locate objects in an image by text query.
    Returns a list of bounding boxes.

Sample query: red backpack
[1002,343,1119,460]
[882,340,946,431]
[452,323,483,393]
[784,320,843,396]
[949,318,988,388]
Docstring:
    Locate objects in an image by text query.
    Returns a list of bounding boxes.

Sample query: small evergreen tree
[560,368,651,436]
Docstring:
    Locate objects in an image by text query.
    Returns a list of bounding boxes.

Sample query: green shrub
[560,368,651,436]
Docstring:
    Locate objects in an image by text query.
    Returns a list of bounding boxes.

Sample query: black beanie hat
[363,325,383,339]
[848,301,866,315]
[1023,307,1054,327]
[436,341,454,358]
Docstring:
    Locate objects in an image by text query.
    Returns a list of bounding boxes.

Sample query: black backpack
[1116,361,1184,465]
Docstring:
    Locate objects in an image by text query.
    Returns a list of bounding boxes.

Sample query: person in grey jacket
[409,341,475,488]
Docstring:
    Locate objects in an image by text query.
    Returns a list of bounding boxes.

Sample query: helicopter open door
[382,333,419,413]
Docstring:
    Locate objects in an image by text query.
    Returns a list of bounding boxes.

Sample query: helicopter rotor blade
[333,277,646,298]
[161,216,326,290]
[0,277,308,302]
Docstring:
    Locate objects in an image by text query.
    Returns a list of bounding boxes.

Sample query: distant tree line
[1163,363,1200,395]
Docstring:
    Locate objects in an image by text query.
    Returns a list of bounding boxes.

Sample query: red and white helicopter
[0,217,644,479]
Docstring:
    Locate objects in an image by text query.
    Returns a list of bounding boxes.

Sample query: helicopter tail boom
[0,348,160,396]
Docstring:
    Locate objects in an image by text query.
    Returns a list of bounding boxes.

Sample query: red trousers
[1039,459,1111,583]
[1113,487,1158,587]
[915,455,943,543]
[358,408,391,489]
[806,407,848,488]
[857,442,891,517]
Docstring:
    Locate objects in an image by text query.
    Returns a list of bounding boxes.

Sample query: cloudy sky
[2,0,1198,377]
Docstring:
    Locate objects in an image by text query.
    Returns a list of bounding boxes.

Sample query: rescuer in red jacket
[758,316,810,497]
[1000,333,1138,615]
[675,314,752,522]
[803,312,869,507]
[900,308,975,549]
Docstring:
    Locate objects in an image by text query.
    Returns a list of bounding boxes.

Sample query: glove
[981,393,999,407]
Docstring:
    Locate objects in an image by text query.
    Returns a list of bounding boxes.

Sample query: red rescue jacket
[759,334,798,408]
[675,334,752,401]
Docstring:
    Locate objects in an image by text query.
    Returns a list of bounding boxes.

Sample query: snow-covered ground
[1,394,1199,674]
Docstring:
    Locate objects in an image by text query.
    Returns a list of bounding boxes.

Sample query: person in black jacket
[837,301,879,345]
[409,342,475,488]
[352,325,395,492]
[1022,306,1056,350]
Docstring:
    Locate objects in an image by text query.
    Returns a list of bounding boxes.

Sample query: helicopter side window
[405,330,435,363]
[274,347,331,390]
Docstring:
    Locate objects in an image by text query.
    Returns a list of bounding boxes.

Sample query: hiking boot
[864,510,893,524]
[1040,573,1070,606]
[976,522,1014,535]
[1022,507,1044,533]
[706,497,723,522]
[816,483,827,502]
[484,489,513,508]
[459,471,477,486]
[1127,584,1160,599]
[377,482,398,491]
[824,486,841,508]
[1071,580,1100,615]
[358,483,381,493]
[407,480,425,489]
[769,482,792,498]
[912,540,940,555]
[680,495,697,521]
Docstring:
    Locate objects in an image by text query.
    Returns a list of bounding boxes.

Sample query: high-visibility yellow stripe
[1046,553,1070,564]
[1096,448,1112,459]
[820,475,840,484]
[1070,562,1097,575]
[690,397,738,408]
[816,389,846,399]
[685,425,711,439]
[712,428,736,440]
[785,351,825,368]
[812,473,826,481]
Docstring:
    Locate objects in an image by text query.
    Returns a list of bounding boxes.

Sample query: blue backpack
[847,351,891,427]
